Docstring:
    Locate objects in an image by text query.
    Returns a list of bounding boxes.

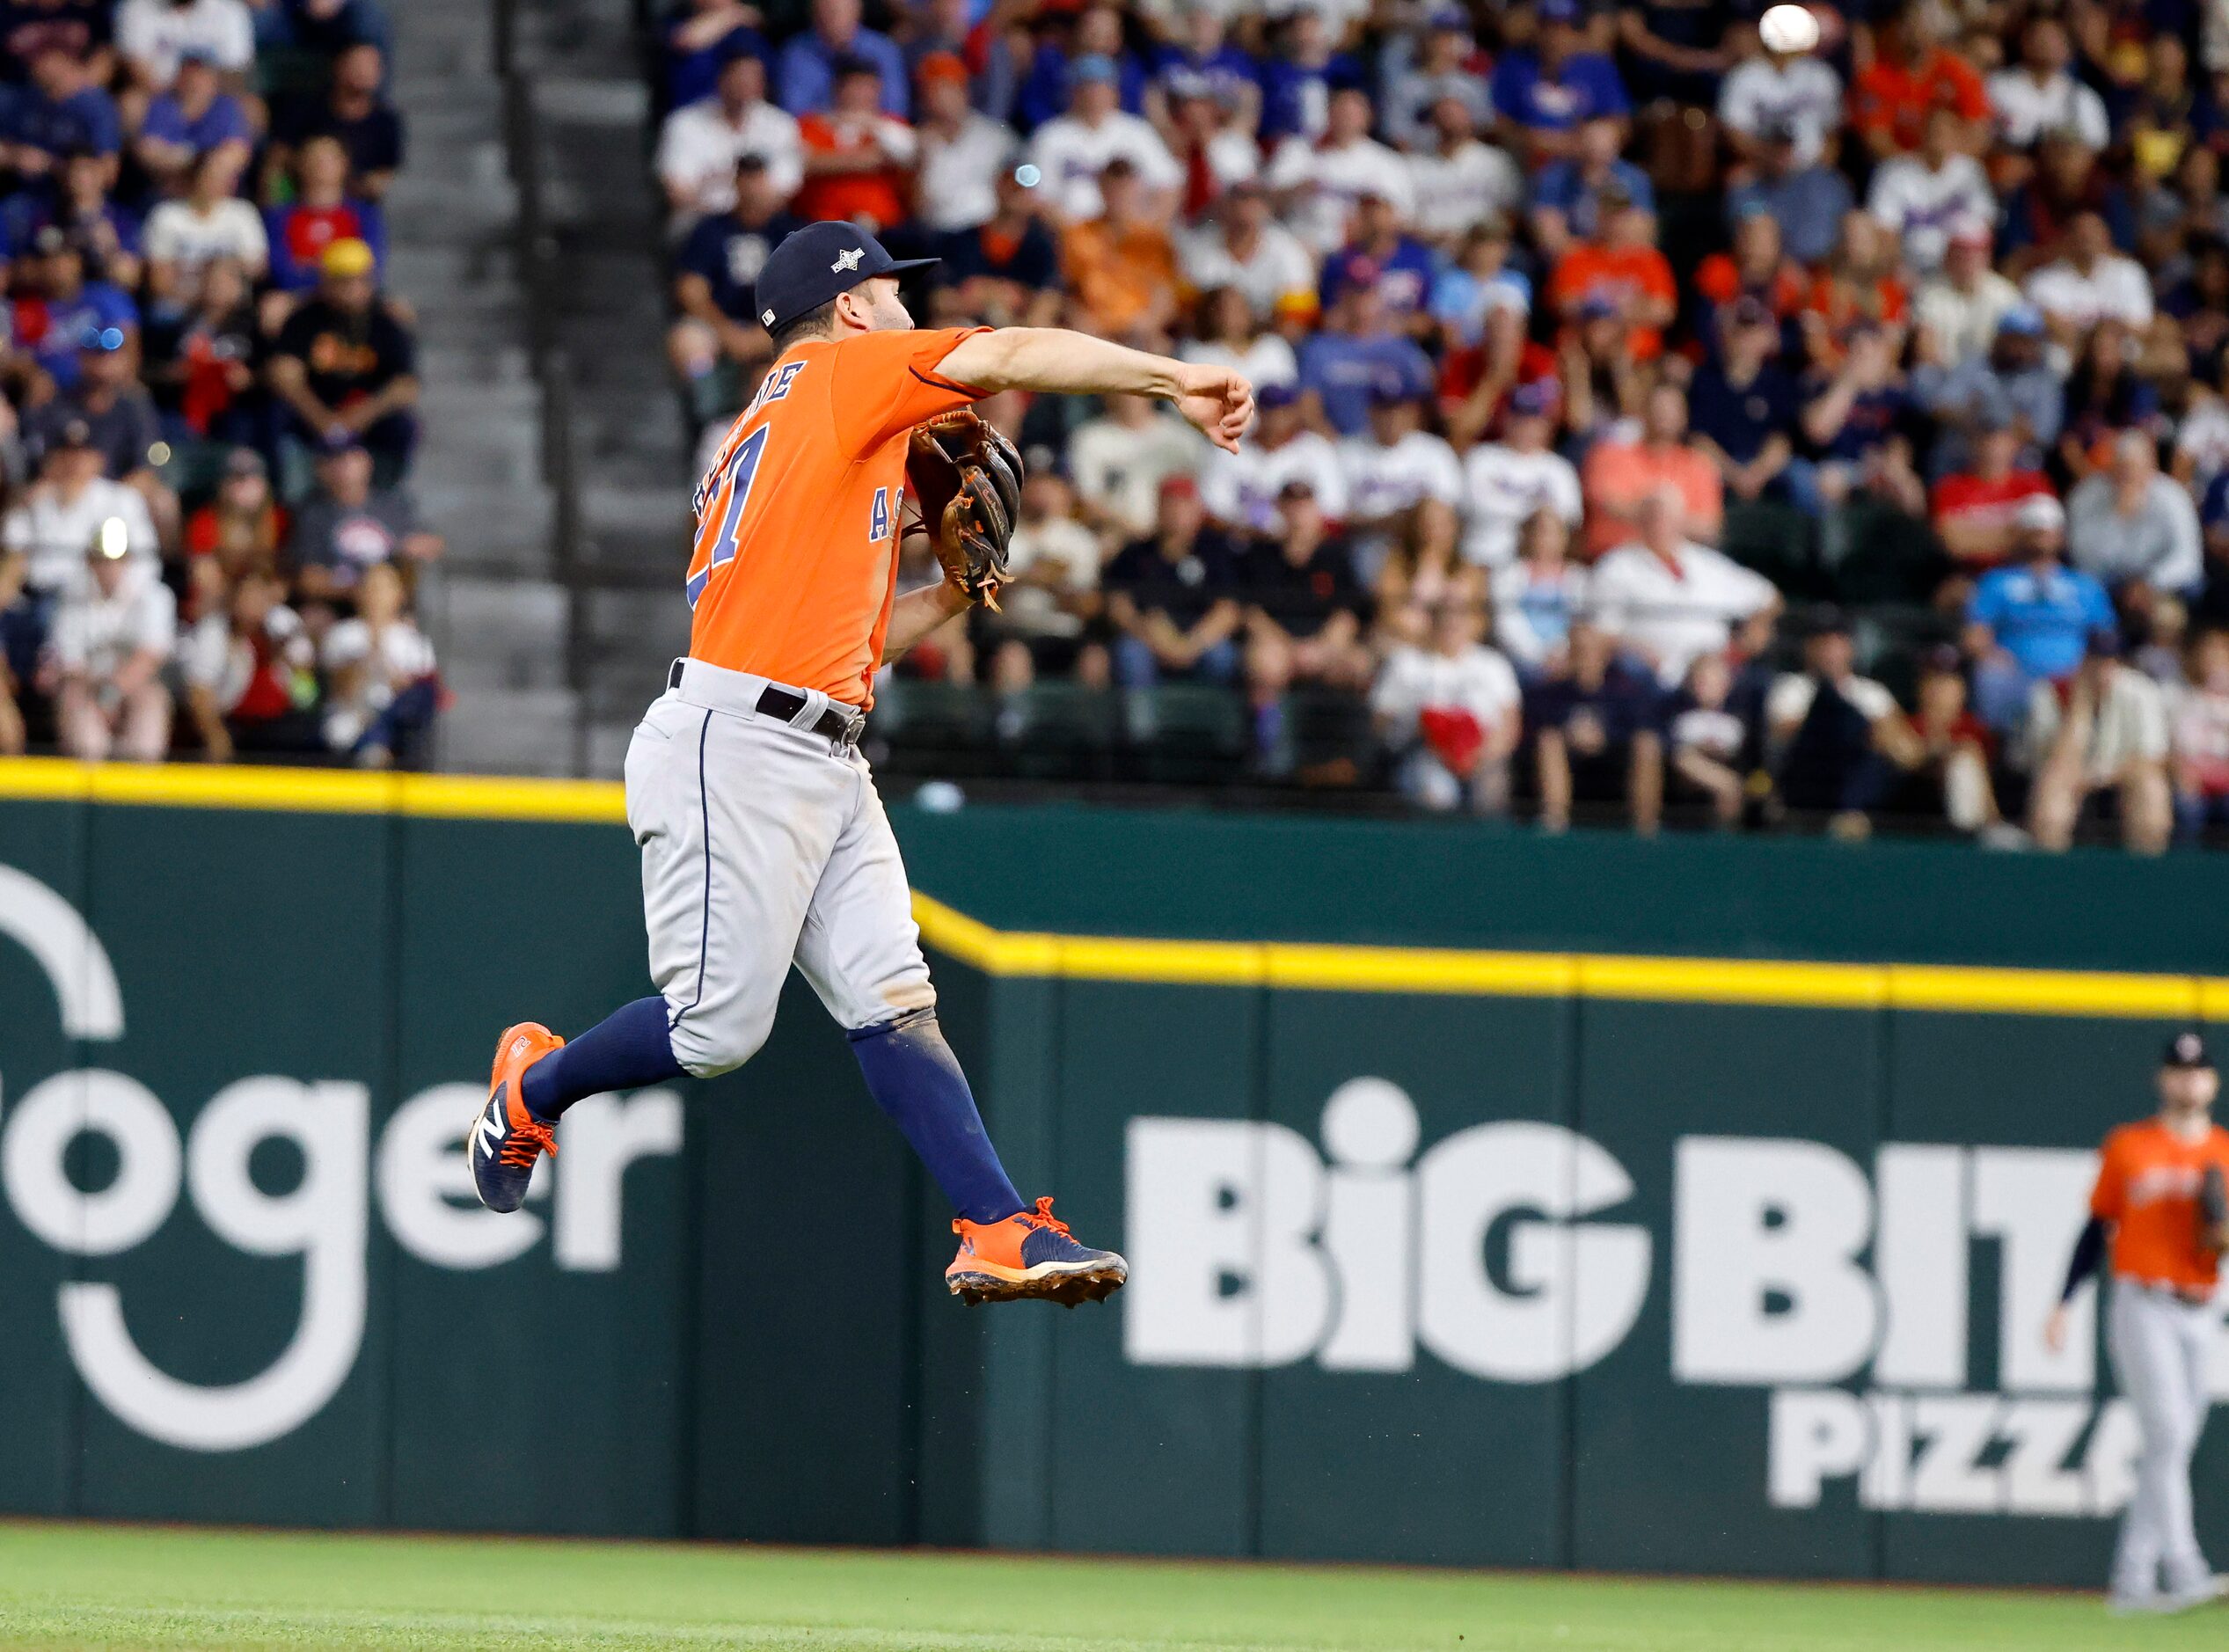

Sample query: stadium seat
[1283,689,1377,790]
[993,685,1118,782]
[1121,686,1247,786]
[1721,502,1821,603]
[870,682,995,779]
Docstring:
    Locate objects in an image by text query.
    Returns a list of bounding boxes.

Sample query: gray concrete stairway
[513,4,698,778]
[372,0,698,776]
[377,0,582,774]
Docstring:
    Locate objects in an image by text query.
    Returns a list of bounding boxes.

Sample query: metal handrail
[493,0,592,774]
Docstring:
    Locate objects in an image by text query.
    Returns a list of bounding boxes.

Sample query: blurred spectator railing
[493,0,592,776]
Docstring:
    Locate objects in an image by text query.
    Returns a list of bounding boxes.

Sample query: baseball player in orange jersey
[465,220,1254,1305]
[2047,1031,2229,1612]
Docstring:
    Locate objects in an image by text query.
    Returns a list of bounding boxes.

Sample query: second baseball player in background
[2048,1032,2229,1613]
[464,219,1254,1307]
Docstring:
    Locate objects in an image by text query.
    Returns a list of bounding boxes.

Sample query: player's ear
[834,283,880,334]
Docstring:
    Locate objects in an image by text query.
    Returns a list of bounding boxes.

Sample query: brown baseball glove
[906,409,1022,611]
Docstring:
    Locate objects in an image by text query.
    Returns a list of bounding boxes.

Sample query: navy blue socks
[526,998,1022,1225]
[523,996,688,1121]
[850,1009,1025,1224]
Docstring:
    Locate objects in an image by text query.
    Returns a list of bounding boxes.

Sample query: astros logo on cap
[832,247,863,274]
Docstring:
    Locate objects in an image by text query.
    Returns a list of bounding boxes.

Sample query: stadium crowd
[0,0,441,769]
[655,0,2229,848]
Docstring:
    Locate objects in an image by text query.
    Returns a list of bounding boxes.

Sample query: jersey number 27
[687,424,770,610]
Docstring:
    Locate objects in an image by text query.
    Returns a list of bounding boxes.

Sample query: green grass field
[0,1521,2222,1652]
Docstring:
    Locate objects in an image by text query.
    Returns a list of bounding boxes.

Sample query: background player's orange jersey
[685,325,988,704]
[2089,1118,2229,1290]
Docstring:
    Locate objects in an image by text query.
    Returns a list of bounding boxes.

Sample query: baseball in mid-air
[1759,3,1821,52]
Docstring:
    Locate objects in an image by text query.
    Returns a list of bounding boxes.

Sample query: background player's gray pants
[625,660,935,1078]
[2108,1279,2218,1597]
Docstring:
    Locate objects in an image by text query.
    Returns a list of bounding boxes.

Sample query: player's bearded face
[857,276,914,333]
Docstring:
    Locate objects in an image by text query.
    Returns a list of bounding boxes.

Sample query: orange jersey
[2089,1118,2229,1291]
[685,325,987,704]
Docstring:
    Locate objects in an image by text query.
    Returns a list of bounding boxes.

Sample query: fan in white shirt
[1340,390,1463,540]
[983,474,1104,650]
[1371,603,1523,814]
[116,0,255,84]
[1178,183,1318,318]
[51,544,175,682]
[1025,62,1183,224]
[913,62,1017,234]
[1459,386,1581,568]
[1179,289,1299,391]
[1987,19,2110,150]
[1263,88,1414,253]
[2,446,160,596]
[655,53,805,223]
[1914,225,2022,362]
[2024,211,2156,331]
[1199,385,1348,530]
[1865,111,1993,274]
[1718,47,1845,168]
[49,538,176,764]
[144,152,267,301]
[1403,98,1523,245]
[320,563,440,757]
[1590,487,1783,686]
[1068,396,1214,538]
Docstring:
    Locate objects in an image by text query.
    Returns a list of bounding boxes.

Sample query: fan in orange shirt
[1580,381,1724,556]
[1849,3,1991,158]
[1059,157,1180,341]
[793,58,916,231]
[1546,186,1676,361]
[2045,1032,2229,1612]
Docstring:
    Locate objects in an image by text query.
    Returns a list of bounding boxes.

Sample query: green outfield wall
[4,762,2228,1585]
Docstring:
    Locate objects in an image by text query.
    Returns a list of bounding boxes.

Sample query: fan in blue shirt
[1257,11,1364,141]
[13,46,121,164]
[1297,290,1436,436]
[1967,502,2117,727]
[1488,0,1630,151]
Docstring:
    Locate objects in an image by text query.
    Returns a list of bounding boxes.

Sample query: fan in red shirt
[1850,3,1991,158]
[1931,422,2053,569]
[793,57,916,233]
[267,135,384,294]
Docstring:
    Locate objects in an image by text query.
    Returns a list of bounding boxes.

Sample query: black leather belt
[669,659,861,743]
[757,683,861,742]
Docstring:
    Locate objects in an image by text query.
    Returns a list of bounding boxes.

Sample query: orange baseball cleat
[946,1196,1128,1307]
[466,1022,565,1213]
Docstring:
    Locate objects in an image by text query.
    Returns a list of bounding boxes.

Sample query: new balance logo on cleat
[466,1023,565,1215]
[473,1100,505,1158]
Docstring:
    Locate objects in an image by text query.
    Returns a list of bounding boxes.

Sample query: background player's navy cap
[2164,1031,2214,1070]
[752,222,936,332]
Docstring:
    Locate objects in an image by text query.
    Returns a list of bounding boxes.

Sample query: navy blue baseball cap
[2166,1031,2215,1070]
[752,222,936,332]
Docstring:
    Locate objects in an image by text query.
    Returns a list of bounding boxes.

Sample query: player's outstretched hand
[2042,1304,2069,1356]
[1173,363,1253,454]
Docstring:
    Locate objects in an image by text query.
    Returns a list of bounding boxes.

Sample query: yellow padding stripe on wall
[0,756,2214,1019]
[0,757,629,822]
[908,893,2226,1020]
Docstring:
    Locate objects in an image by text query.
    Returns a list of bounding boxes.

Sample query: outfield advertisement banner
[4,778,2229,1586]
